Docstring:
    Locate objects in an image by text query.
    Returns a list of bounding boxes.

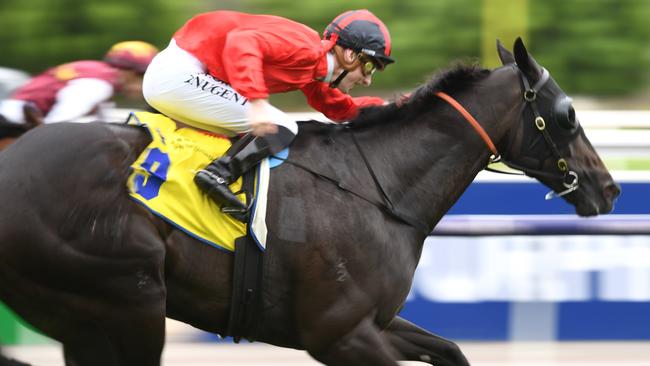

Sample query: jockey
[142,9,394,214]
[0,41,158,125]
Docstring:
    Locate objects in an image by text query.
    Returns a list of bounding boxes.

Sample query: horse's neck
[355,74,520,228]
[353,121,486,228]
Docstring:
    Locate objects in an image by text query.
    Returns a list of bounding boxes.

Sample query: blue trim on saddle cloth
[129,198,233,254]
[127,112,142,125]
[269,148,288,168]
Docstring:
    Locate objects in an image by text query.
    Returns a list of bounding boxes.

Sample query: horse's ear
[496,39,515,65]
[513,37,543,81]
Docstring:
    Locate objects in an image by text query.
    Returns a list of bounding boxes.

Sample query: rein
[435,91,500,163]
[348,129,431,234]
[271,132,432,235]
[435,66,580,200]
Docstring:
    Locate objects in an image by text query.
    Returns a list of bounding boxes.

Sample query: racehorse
[0,38,619,366]
[0,104,43,152]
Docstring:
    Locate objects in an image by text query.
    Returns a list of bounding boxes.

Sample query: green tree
[0,0,648,101]
[529,0,650,95]
[0,0,201,73]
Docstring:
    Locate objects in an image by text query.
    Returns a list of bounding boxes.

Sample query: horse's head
[496,38,620,216]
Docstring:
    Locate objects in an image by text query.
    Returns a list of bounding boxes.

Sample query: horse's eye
[554,97,577,130]
[567,106,576,126]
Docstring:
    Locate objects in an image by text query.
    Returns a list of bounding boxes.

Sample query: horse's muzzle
[603,181,621,203]
[575,180,620,216]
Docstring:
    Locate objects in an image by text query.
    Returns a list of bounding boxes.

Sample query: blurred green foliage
[529,0,650,96]
[0,0,648,101]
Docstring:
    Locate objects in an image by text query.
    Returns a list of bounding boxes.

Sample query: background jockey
[0,41,158,126]
[142,9,395,214]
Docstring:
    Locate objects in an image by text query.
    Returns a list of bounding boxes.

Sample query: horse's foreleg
[382,316,470,366]
[307,316,402,366]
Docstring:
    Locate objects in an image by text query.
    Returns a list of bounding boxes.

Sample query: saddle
[126,111,267,341]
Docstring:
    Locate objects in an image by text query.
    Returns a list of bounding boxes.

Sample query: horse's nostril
[604,182,621,201]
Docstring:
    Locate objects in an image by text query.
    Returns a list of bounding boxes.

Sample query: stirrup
[221,205,249,214]
[221,205,250,223]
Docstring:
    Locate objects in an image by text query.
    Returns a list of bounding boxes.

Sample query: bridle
[436,65,580,200]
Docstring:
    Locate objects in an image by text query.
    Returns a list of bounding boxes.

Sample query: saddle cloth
[126,112,272,252]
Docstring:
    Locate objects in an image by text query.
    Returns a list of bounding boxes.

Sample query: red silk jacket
[173,10,385,122]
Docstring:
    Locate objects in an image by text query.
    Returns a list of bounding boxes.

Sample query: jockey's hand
[395,92,412,108]
[248,99,278,137]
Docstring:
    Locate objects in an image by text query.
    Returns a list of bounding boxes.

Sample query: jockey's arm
[300,81,385,122]
[44,78,114,124]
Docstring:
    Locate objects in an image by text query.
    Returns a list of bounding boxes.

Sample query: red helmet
[104,41,158,73]
[323,9,394,68]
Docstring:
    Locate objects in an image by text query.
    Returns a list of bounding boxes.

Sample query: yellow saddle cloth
[126,112,245,252]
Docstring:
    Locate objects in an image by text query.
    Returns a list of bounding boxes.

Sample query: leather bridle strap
[435,68,579,200]
[516,66,579,199]
[518,67,567,170]
[435,86,563,181]
[435,90,555,178]
[435,91,501,163]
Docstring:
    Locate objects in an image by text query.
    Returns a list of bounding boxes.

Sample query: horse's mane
[352,63,491,128]
[297,63,491,134]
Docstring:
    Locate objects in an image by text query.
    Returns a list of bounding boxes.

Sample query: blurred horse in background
[0,38,619,366]
[0,104,42,151]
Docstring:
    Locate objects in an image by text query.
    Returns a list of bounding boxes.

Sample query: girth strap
[226,168,264,342]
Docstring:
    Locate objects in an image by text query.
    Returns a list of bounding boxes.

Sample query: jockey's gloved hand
[394,92,412,108]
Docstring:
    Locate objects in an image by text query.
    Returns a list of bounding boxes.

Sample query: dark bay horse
[0,39,619,366]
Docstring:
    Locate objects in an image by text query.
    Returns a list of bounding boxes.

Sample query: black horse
[0,39,619,366]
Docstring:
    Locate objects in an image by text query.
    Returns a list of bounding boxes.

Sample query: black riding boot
[194,126,295,213]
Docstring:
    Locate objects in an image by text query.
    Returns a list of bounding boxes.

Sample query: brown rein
[435,91,500,163]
